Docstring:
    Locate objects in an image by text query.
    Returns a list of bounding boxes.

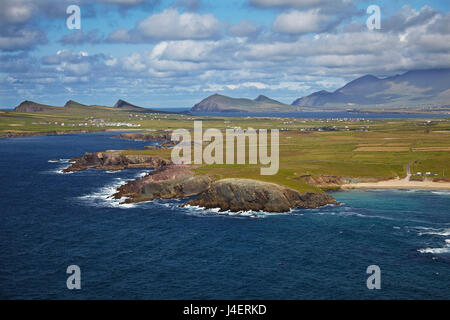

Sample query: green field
[2,106,450,192]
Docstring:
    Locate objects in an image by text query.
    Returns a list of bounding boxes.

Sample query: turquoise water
[0,133,449,299]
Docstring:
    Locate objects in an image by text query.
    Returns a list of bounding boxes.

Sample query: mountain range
[190,68,450,112]
[292,69,450,109]
[13,99,173,114]
[191,94,302,112]
[11,68,450,114]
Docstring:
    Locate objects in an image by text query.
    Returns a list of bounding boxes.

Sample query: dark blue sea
[0,132,449,299]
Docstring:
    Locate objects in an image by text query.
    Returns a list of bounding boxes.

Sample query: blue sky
[0,0,449,108]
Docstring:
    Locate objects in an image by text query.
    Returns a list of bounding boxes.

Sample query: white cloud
[250,0,353,9]
[137,9,222,40]
[228,20,261,37]
[273,9,328,34]
[0,0,34,24]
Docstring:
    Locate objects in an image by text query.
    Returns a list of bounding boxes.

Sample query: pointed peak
[64,100,86,108]
[113,99,144,109]
[254,94,270,101]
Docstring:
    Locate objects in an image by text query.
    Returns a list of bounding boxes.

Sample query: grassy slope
[122,118,450,193]
[2,108,450,193]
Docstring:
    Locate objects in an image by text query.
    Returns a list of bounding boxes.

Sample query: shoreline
[0,128,150,139]
[341,178,450,190]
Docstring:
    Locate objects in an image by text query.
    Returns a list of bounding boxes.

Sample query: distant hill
[292,69,450,109]
[64,100,89,108]
[13,99,175,114]
[113,99,145,110]
[13,101,59,113]
[113,99,175,114]
[191,94,297,112]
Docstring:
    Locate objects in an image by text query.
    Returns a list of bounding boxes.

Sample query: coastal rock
[119,132,172,142]
[113,165,213,203]
[302,175,351,188]
[186,178,336,213]
[63,150,170,172]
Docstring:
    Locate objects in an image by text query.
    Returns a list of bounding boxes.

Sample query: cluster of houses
[414,171,439,177]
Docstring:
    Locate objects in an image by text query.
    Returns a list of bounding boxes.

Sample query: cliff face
[113,165,213,203]
[187,178,336,213]
[63,150,336,212]
[63,151,171,172]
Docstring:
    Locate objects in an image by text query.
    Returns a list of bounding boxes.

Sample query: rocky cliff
[186,178,336,213]
[63,150,171,173]
[113,165,213,203]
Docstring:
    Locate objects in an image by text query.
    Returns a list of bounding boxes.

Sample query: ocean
[0,132,449,299]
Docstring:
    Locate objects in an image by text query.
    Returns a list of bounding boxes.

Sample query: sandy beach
[341,178,450,190]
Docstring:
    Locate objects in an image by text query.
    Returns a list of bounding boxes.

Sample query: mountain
[64,100,89,108]
[113,99,145,110]
[292,69,450,109]
[191,94,297,112]
[13,101,58,113]
[113,99,174,114]
[13,99,175,114]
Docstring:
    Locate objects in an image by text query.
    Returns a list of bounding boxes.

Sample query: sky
[0,0,449,109]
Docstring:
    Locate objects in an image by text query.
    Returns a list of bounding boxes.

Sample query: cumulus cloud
[1,1,450,107]
[250,0,354,10]
[228,20,262,37]
[0,0,34,24]
[138,9,221,40]
[272,9,329,34]
[107,9,222,42]
[0,27,47,51]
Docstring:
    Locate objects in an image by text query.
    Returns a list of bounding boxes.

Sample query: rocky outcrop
[113,165,213,203]
[0,129,105,139]
[302,175,351,188]
[63,150,171,173]
[186,178,336,213]
[119,131,172,142]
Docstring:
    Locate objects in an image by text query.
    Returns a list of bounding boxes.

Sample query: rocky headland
[63,150,171,173]
[63,149,337,212]
[186,178,336,212]
[112,165,213,203]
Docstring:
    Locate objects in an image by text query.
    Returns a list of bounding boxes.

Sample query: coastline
[0,128,148,139]
[341,178,450,190]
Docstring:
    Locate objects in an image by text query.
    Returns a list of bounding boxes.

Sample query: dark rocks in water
[186,178,336,213]
[113,165,213,203]
[63,150,171,173]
